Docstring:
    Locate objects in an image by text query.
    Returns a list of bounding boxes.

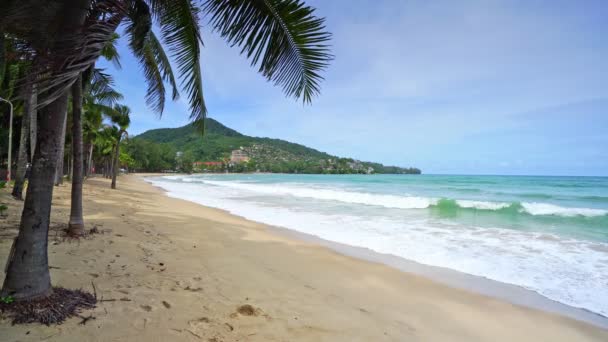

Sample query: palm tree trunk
[84,142,90,177]
[68,74,85,236]
[86,143,94,176]
[29,85,37,161]
[54,112,67,186]
[111,136,121,189]
[108,152,115,179]
[1,93,68,300]
[68,148,73,181]
[11,114,29,200]
[11,84,34,200]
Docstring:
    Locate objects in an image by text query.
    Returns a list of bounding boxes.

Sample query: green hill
[125,118,421,174]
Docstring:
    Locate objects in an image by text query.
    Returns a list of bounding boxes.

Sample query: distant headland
[126,119,421,175]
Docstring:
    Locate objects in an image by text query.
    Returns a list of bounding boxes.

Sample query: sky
[97,0,608,176]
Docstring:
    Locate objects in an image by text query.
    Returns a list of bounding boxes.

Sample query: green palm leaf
[101,32,122,70]
[112,104,131,130]
[204,0,332,103]
[149,0,206,127]
[89,68,124,106]
[125,0,180,115]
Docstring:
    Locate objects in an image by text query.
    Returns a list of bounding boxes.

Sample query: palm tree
[83,70,123,177]
[110,104,130,189]
[1,0,331,302]
[67,40,123,236]
[2,36,36,200]
[66,74,86,235]
[90,125,118,178]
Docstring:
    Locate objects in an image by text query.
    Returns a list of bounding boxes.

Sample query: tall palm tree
[67,74,86,235]
[1,0,332,302]
[67,43,123,236]
[110,104,130,189]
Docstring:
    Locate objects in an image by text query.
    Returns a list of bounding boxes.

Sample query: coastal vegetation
[0,0,332,324]
[127,120,422,174]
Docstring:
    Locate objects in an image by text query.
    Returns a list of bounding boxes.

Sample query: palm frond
[111,103,131,129]
[34,0,126,108]
[149,0,206,128]
[204,0,332,103]
[125,0,179,115]
[147,31,180,102]
[89,68,123,105]
[89,101,118,116]
[101,32,122,69]
[125,0,164,114]
[0,1,64,49]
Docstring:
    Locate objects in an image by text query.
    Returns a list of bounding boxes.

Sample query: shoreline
[268,224,608,329]
[143,174,608,330]
[1,175,607,341]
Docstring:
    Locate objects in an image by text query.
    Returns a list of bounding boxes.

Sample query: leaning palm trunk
[1,93,69,300]
[11,84,35,200]
[111,137,121,189]
[68,74,85,236]
[54,112,68,186]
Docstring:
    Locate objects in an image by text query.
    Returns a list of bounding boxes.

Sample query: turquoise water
[149,174,608,316]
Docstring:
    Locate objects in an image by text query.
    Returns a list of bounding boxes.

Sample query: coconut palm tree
[83,70,123,176]
[94,125,119,178]
[67,74,86,235]
[67,48,123,236]
[1,0,332,302]
[110,104,130,189]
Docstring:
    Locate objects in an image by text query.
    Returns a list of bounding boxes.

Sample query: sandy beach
[1,175,607,341]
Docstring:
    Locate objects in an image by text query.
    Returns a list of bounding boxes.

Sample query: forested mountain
[125,119,421,174]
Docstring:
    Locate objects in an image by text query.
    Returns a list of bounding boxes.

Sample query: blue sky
[98,0,608,176]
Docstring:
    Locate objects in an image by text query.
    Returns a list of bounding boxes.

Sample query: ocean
[147,174,608,317]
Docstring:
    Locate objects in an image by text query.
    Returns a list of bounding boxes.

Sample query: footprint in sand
[140,305,153,312]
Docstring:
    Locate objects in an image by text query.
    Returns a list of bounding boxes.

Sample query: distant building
[193,161,223,171]
[230,149,250,163]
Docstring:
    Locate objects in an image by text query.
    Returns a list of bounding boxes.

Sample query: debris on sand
[0,287,96,325]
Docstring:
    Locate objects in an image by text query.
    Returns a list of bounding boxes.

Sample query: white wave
[521,202,608,217]
[455,199,512,210]
[201,180,437,209]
